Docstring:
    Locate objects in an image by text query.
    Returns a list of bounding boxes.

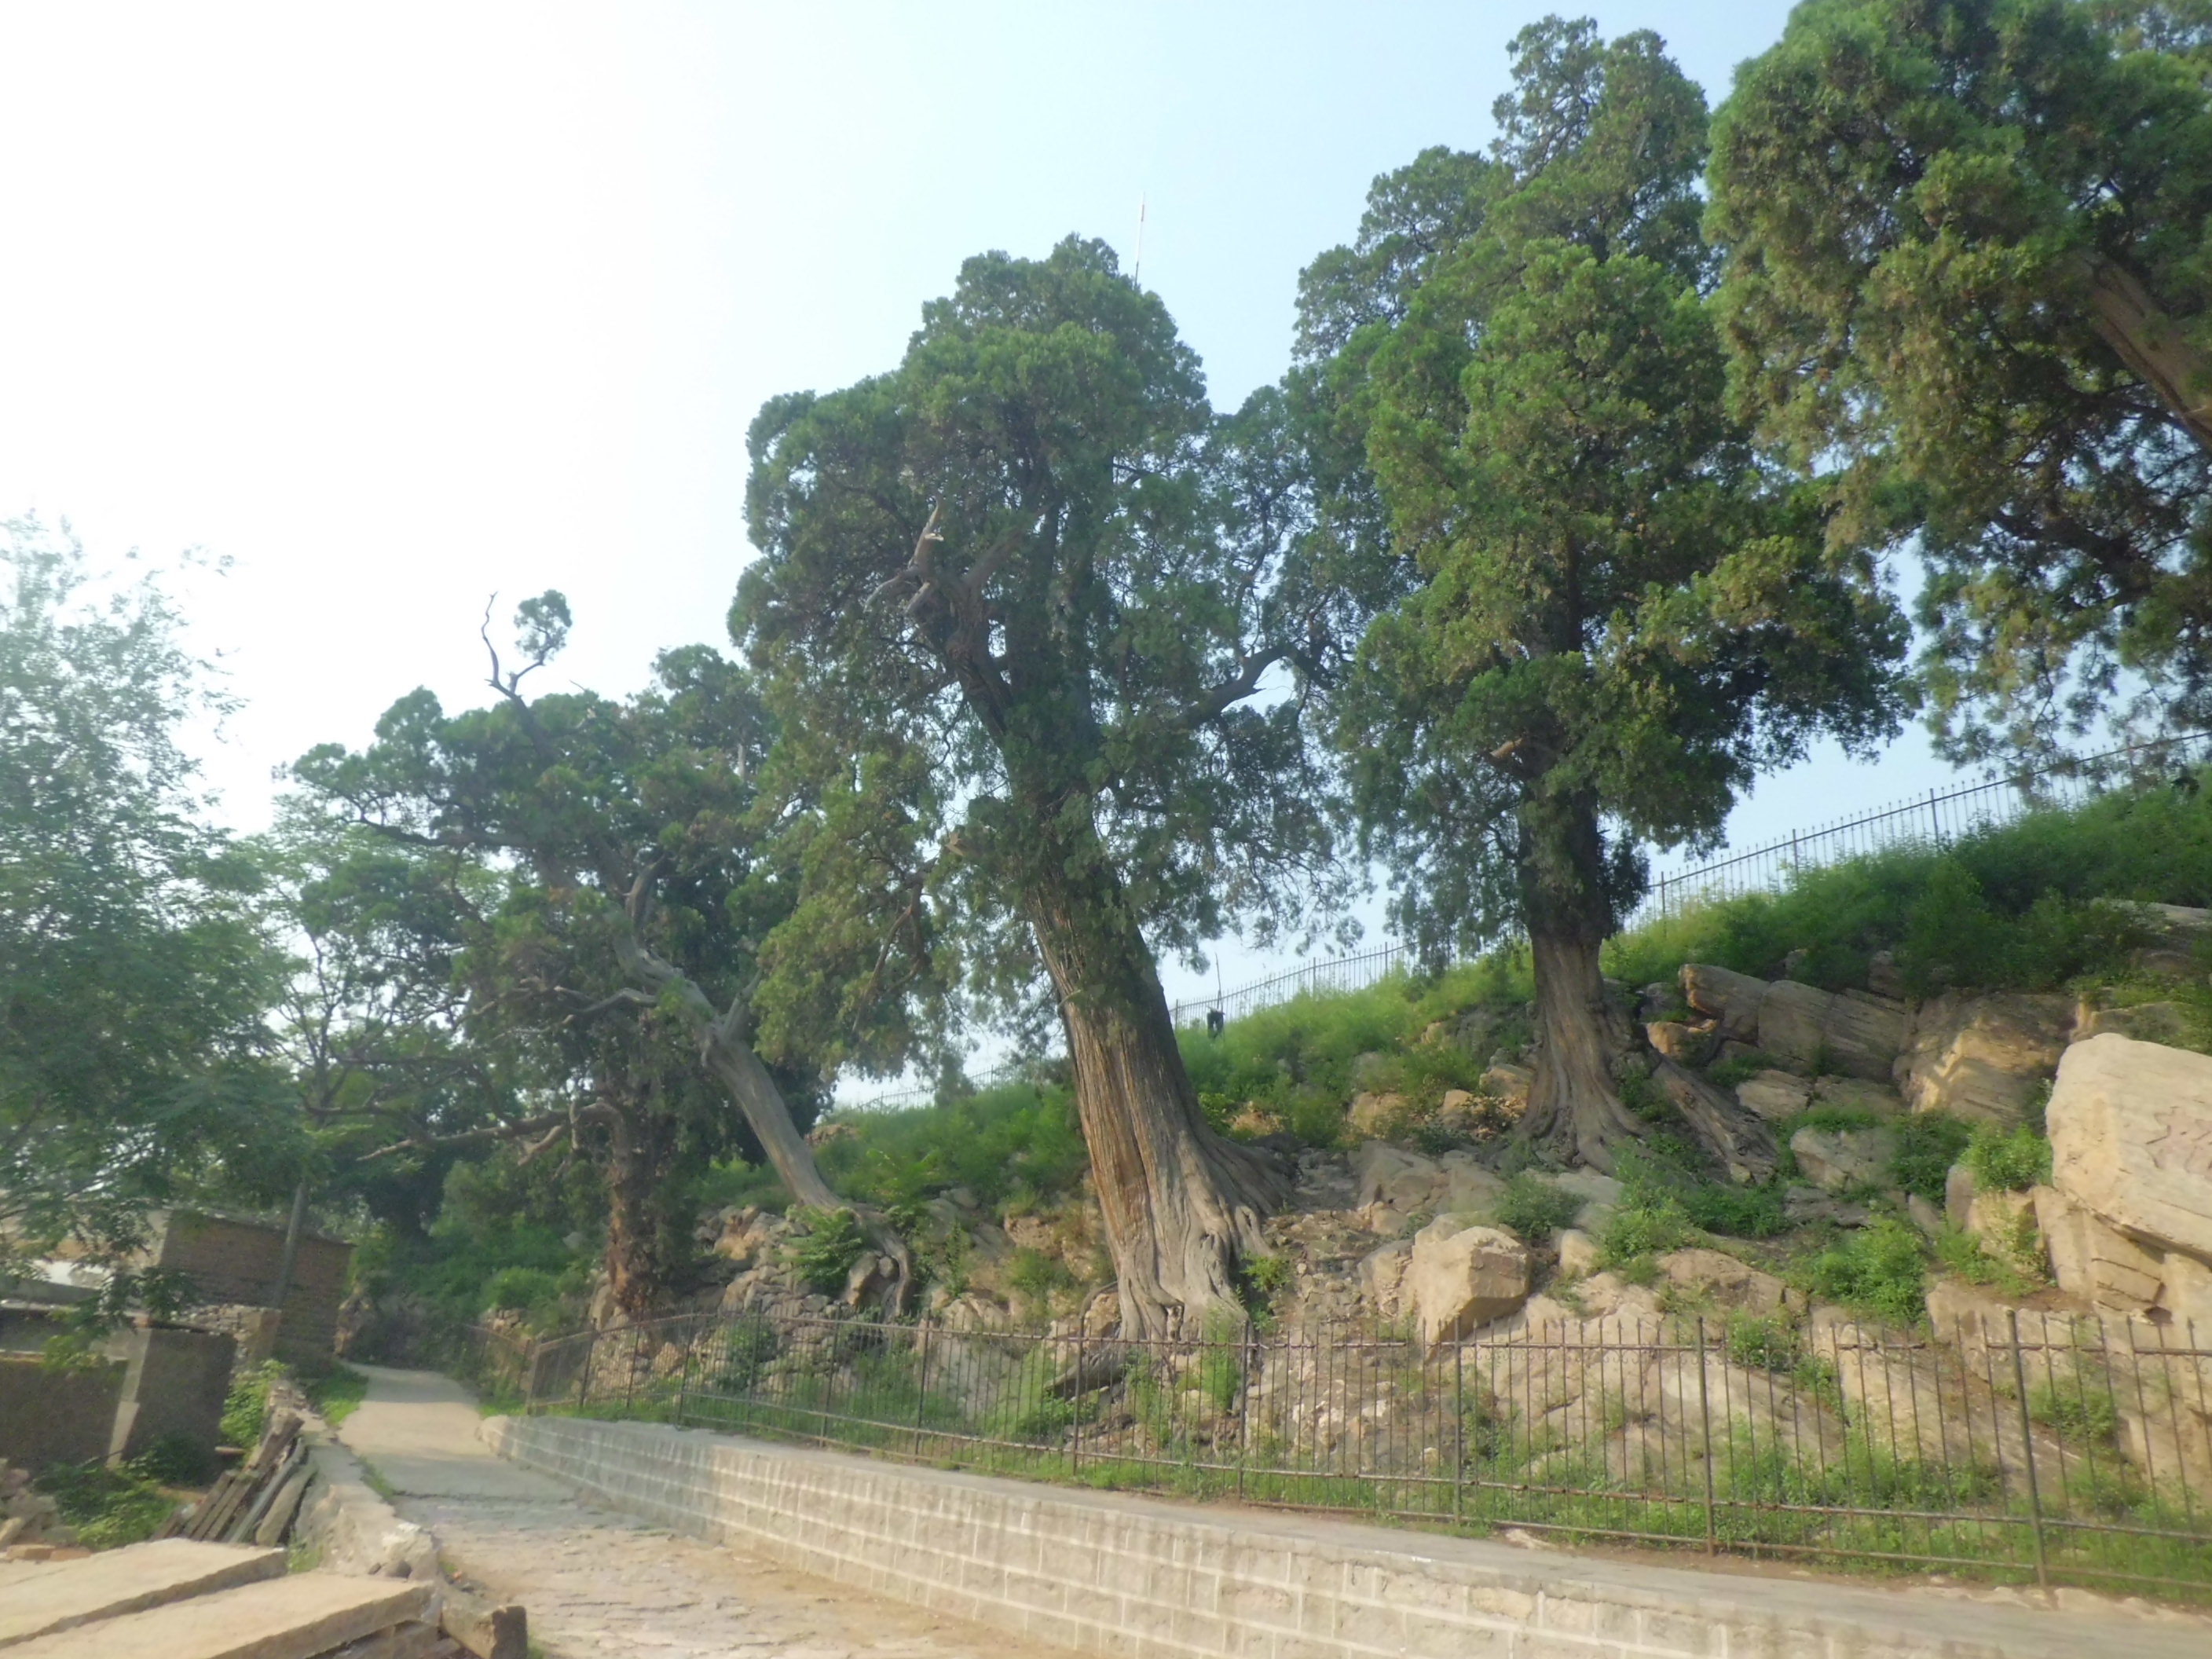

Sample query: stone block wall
[150,1210,352,1364]
[0,1356,126,1471]
[482,1415,2202,1659]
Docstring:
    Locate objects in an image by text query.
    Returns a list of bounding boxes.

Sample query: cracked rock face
[1406,1219,1531,1348]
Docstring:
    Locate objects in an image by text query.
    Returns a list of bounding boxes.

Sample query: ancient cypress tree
[294,603,928,1309]
[1708,0,2212,756]
[1298,20,1909,1173]
[739,238,1343,1336]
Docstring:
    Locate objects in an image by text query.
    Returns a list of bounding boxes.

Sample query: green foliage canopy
[1709,0,2212,757]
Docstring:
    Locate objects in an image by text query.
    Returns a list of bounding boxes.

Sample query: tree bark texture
[591,1095,676,1322]
[2083,255,2212,456]
[1513,789,1774,1176]
[1023,837,1287,1341]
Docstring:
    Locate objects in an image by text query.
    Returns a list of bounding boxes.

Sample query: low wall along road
[482,1413,2210,1659]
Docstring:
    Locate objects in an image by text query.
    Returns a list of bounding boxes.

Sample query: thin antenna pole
[1134,194,1146,285]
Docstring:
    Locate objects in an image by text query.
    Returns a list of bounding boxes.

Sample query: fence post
[1452,1338,1465,1524]
[1069,1322,1083,1475]
[914,1320,934,1459]
[577,1331,596,1412]
[675,1322,696,1427]
[2006,1311,2051,1591]
[624,1325,642,1419]
[1695,1317,1718,1556]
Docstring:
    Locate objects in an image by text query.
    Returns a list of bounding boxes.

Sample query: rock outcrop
[1896,991,2073,1125]
[1756,980,1910,1082]
[2041,1033,2212,1326]
[1406,1219,1532,1347]
[1790,1125,1898,1192]
[1681,964,1767,1041]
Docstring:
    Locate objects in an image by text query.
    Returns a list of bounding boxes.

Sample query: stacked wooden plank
[160,1410,310,1547]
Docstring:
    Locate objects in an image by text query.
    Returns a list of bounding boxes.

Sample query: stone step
[0,1540,284,1648]
[2,1572,431,1659]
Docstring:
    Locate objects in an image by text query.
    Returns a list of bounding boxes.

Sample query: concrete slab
[336,1365,566,1500]
[0,1539,283,1647]
[2,1573,430,1659]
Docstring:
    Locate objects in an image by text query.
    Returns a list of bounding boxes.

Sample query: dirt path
[339,1364,1074,1659]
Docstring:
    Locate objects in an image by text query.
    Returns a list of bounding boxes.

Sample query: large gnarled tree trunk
[2081,254,2212,454]
[1514,787,1775,1179]
[1022,821,1287,1341]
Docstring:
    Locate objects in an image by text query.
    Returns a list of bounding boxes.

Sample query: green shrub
[1007,1247,1075,1313]
[127,1433,216,1486]
[1492,1174,1582,1243]
[483,1266,561,1313]
[1889,1113,1974,1203]
[1598,1194,1690,1268]
[2031,1378,2120,1445]
[219,1360,284,1448]
[1725,1313,1804,1372]
[1800,1219,1928,1324]
[33,1461,177,1549]
[1965,1123,2052,1192]
[791,1207,870,1295]
[715,1320,781,1392]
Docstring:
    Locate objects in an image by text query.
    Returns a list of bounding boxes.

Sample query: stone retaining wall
[481,1415,2207,1659]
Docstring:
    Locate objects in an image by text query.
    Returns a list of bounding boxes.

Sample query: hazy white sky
[0,1,1955,1024]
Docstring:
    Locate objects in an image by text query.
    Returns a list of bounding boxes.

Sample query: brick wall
[151,1210,351,1364]
[482,1415,2203,1659]
[0,1357,126,1471]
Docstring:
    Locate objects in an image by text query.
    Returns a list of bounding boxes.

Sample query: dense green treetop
[740,238,1346,1024]
[0,520,280,1273]
[1306,20,1909,963]
[1709,0,2212,757]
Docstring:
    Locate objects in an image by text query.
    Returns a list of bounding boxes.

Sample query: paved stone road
[341,1364,1073,1659]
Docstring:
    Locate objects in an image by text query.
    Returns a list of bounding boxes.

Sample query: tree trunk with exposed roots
[1023,833,1287,1341]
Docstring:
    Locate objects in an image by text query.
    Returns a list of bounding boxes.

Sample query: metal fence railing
[1635,729,2212,925]
[504,1301,2212,1601]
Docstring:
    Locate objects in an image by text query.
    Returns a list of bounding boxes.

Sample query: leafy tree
[739,238,1345,1336]
[1708,0,2212,757]
[293,606,914,1313]
[0,519,281,1283]
[1300,20,1907,1172]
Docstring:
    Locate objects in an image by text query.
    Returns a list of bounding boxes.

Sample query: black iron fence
[501,1301,2212,1602]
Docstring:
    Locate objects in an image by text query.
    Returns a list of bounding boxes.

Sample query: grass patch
[1889,1114,1974,1204]
[302,1361,370,1426]
[32,1460,180,1550]
[1965,1123,2053,1192]
[1796,1218,1928,1325]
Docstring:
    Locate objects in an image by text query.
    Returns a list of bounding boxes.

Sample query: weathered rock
[1357,1240,1412,1318]
[1544,1169,1624,1230]
[2035,1182,2165,1316]
[2049,1033,2212,1264]
[1907,1193,1944,1237]
[2118,901,2212,947]
[2074,998,2194,1046]
[1655,1247,1799,1314]
[1348,1090,1408,1136]
[1681,963,1767,1042]
[1734,1069,1811,1120]
[1479,1062,1533,1111]
[1556,1228,1599,1276]
[1810,1075,1905,1118]
[1758,980,1910,1082]
[1944,1161,1977,1231]
[1646,1020,1715,1066]
[1866,950,1907,1001]
[1435,1152,1507,1215]
[1637,982,1678,1023]
[1352,1141,1444,1210]
[1407,1219,1533,1346]
[1789,1124,1899,1192]
[1895,991,2073,1126]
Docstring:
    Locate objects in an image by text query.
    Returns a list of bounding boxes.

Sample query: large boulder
[1347,1090,1408,1136]
[1479,1062,1533,1111]
[2034,1183,2167,1317]
[1352,1141,1442,1210]
[1407,1219,1532,1347]
[1790,1124,1898,1192]
[1734,1069,1811,1121]
[2049,1034,2212,1264]
[1896,991,2073,1126]
[1681,963,1767,1042]
[1646,1020,1715,1066]
[1758,981,1910,1082]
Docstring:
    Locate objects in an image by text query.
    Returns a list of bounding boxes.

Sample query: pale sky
[0,1,1956,1036]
